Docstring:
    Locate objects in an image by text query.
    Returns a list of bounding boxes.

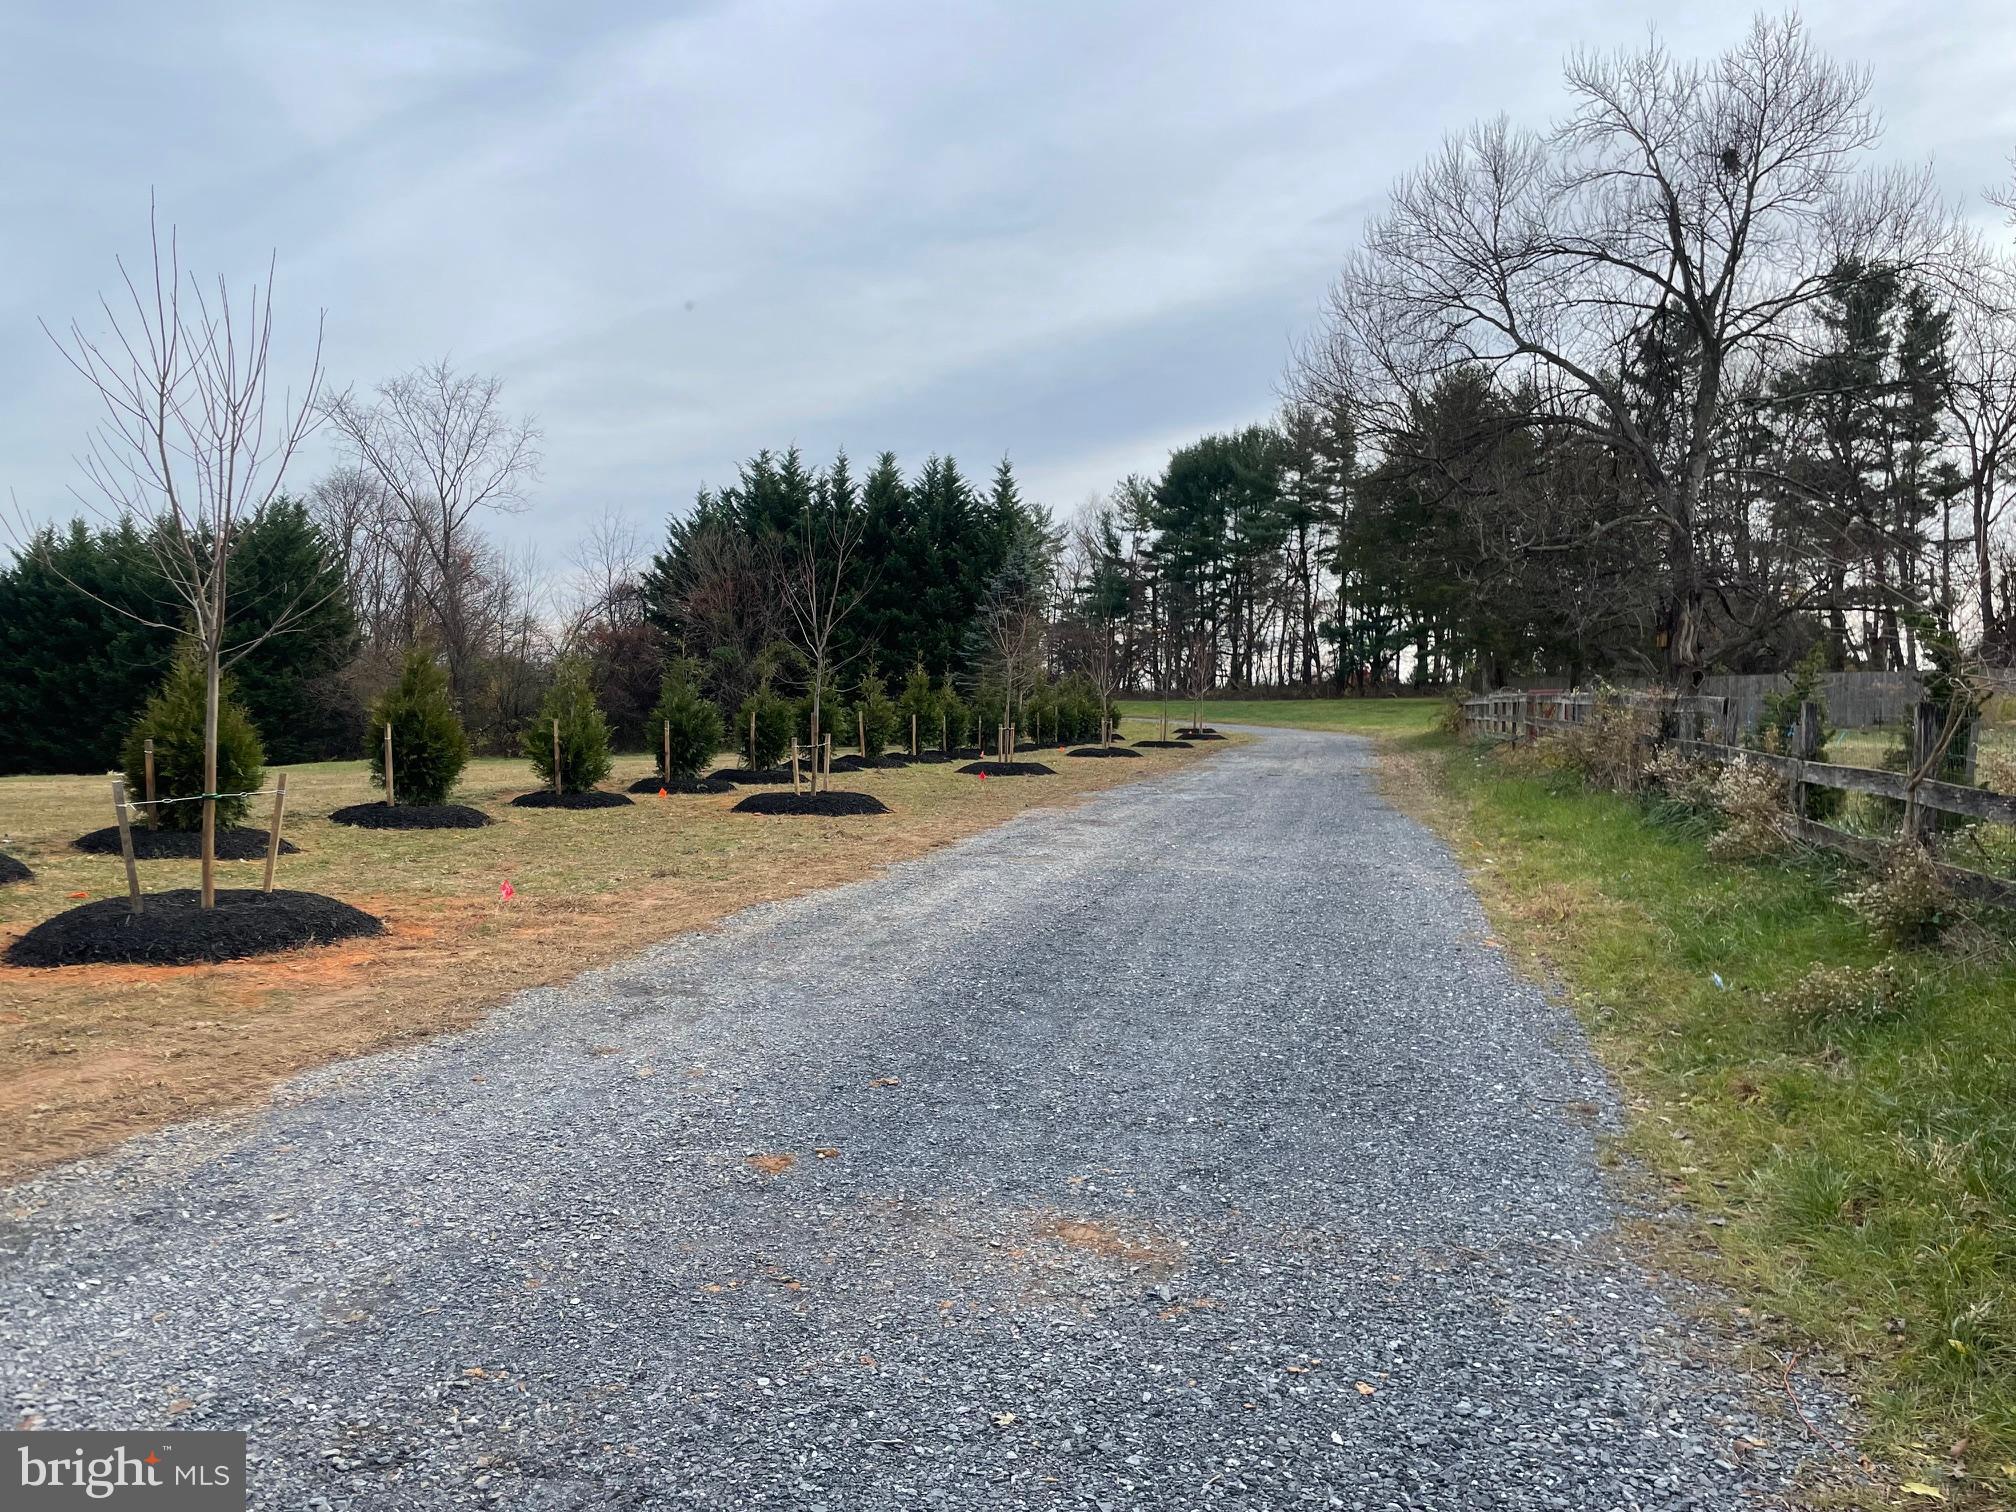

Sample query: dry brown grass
[0,729,1216,1180]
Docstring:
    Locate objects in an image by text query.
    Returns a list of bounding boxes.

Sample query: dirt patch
[957,762,1056,777]
[731,791,891,817]
[6,889,384,968]
[0,854,30,886]
[1033,1214,1182,1271]
[74,826,299,860]
[627,776,734,795]
[507,790,635,810]
[747,1153,796,1177]
[328,803,492,830]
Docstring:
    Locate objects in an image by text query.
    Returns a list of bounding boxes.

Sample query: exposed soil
[706,767,793,785]
[0,853,32,886]
[328,803,493,830]
[957,761,1057,777]
[1066,746,1144,758]
[508,790,636,810]
[1133,739,1195,750]
[6,888,384,968]
[627,776,735,795]
[731,791,892,817]
[73,826,300,860]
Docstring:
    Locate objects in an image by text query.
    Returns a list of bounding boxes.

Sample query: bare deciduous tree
[773,502,873,791]
[36,207,324,906]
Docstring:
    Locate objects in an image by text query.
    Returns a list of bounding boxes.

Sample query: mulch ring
[507,790,636,810]
[906,751,956,764]
[627,776,735,795]
[328,802,492,830]
[0,853,32,886]
[74,826,299,860]
[1132,739,1194,749]
[5,888,384,968]
[706,766,793,785]
[731,790,891,817]
[957,761,1056,778]
[1176,727,1226,740]
[1066,746,1144,758]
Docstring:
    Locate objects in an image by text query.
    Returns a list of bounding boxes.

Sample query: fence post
[1909,701,1944,842]
[1791,700,1822,822]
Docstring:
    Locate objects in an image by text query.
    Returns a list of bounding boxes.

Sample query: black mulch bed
[74,826,299,860]
[1132,739,1195,749]
[731,791,891,817]
[329,802,492,830]
[1176,727,1226,740]
[0,853,32,886]
[5,888,384,968]
[1066,746,1144,758]
[907,751,956,764]
[827,754,869,773]
[627,775,735,795]
[957,761,1056,777]
[508,790,636,810]
[706,766,793,785]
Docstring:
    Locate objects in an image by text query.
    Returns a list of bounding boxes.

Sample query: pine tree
[651,657,725,784]
[524,657,614,793]
[369,649,469,805]
[123,649,265,831]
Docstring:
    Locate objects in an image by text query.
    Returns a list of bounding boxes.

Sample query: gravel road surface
[2,728,1840,1508]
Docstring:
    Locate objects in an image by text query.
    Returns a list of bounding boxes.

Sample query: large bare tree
[1307,12,1949,683]
[322,360,541,708]
[773,500,872,791]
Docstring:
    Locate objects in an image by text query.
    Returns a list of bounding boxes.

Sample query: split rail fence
[1461,689,2016,907]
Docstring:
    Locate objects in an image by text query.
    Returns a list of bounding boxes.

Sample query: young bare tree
[37,208,324,906]
[322,360,541,708]
[772,499,872,792]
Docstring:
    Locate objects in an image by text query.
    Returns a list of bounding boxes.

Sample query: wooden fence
[1461,689,2016,906]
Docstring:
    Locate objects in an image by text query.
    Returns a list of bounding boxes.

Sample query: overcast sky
[4,1,2014,563]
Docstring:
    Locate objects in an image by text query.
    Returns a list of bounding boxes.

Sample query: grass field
[1382,728,2016,1505]
[1115,694,1445,738]
[0,722,1213,1180]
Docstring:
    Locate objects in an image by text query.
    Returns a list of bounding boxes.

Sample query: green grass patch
[1115,695,1444,738]
[1407,732,2016,1500]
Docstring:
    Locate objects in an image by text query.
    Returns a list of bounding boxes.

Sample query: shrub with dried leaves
[1644,746,1721,815]
[1770,961,1916,1028]
[1706,759,1792,862]
[1979,747,2016,798]
[1551,689,1656,793]
[1845,842,1955,949]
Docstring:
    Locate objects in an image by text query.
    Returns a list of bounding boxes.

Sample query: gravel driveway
[2,728,1838,1508]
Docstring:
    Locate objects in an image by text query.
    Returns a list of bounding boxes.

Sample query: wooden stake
[858,709,867,759]
[792,742,803,794]
[911,712,918,757]
[111,779,142,915]
[143,737,157,827]
[663,718,672,783]
[749,709,757,769]
[262,772,288,894]
[823,734,832,785]
[384,721,397,806]
[552,718,563,796]
[941,711,948,753]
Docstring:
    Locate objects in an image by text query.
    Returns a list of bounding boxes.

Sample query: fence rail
[1461,689,2016,907]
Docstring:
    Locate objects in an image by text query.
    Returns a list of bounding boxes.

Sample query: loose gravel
[0,727,1843,1508]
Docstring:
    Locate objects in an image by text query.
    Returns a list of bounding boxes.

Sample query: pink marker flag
[500,879,516,901]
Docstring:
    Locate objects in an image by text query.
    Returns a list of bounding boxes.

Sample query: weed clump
[1845,842,1955,949]
[1770,960,1916,1028]
[1706,760,1793,863]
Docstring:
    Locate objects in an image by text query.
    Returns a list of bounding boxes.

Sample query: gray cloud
[4,0,2013,555]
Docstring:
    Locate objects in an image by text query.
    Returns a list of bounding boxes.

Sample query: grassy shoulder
[0,723,1215,1181]
[1115,694,1443,738]
[1382,728,2016,1505]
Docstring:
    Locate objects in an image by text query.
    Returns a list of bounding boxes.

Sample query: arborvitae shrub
[738,683,795,769]
[524,656,614,793]
[122,648,265,831]
[935,676,968,749]
[851,672,898,758]
[896,664,939,751]
[651,657,724,784]
[368,649,468,805]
